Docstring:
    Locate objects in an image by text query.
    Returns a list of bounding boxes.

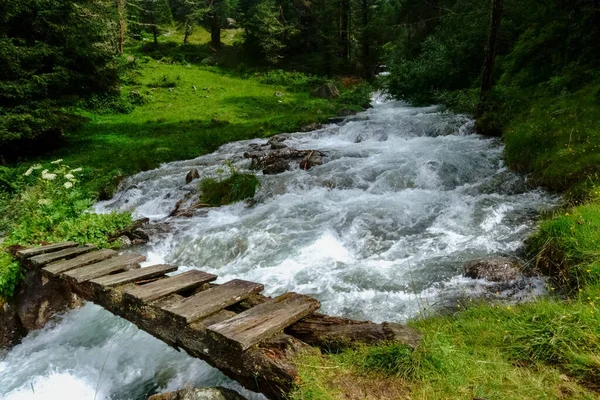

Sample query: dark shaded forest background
[1,0,599,159]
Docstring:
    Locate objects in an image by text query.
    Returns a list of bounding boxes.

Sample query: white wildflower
[50,159,63,164]
[64,173,75,180]
[63,181,74,189]
[70,168,83,173]
[37,199,51,206]
[41,170,57,180]
[24,167,34,176]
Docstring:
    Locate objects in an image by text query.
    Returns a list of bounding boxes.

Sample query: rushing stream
[1,95,557,399]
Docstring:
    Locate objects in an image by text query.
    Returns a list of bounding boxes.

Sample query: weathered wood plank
[28,245,96,267]
[64,253,146,283]
[124,270,217,303]
[43,249,118,277]
[16,242,79,259]
[208,292,320,352]
[90,264,178,288]
[164,279,264,323]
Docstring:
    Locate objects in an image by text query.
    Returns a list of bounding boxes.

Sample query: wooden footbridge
[15,242,420,399]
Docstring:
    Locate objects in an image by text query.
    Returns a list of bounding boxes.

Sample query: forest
[1,0,600,399]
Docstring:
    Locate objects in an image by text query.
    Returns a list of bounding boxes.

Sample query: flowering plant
[8,160,131,247]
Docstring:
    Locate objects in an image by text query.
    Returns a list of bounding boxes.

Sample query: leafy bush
[6,160,132,248]
[338,82,373,109]
[200,164,260,206]
[257,70,325,92]
[0,252,22,299]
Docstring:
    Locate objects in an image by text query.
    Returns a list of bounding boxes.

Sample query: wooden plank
[43,249,118,277]
[124,270,217,303]
[164,279,264,323]
[89,264,178,288]
[16,242,79,259]
[28,245,96,267]
[64,253,146,283]
[208,292,320,352]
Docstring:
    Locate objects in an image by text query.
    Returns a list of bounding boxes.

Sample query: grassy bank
[0,27,370,299]
[290,81,600,398]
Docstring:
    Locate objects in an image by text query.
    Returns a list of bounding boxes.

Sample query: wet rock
[186,169,200,184]
[299,151,323,170]
[245,147,325,175]
[263,159,290,175]
[109,218,151,247]
[301,122,322,132]
[0,300,26,349]
[118,235,132,248]
[337,108,355,117]
[311,83,340,99]
[464,257,524,282]
[148,387,247,400]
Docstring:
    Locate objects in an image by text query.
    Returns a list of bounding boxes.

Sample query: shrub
[200,164,260,206]
[0,252,22,299]
[257,70,325,92]
[6,160,132,248]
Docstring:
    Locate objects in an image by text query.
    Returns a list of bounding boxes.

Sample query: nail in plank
[164,279,264,323]
[90,264,178,288]
[64,253,146,283]
[124,270,217,303]
[43,249,118,277]
[17,242,79,259]
[28,245,96,267]
[208,293,320,352]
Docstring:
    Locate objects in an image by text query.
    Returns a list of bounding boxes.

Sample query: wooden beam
[16,242,78,259]
[124,270,217,303]
[63,253,146,283]
[28,245,96,267]
[90,264,178,288]
[43,249,118,277]
[163,279,264,323]
[208,292,320,352]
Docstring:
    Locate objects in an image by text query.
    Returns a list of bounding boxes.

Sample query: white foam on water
[1,97,559,399]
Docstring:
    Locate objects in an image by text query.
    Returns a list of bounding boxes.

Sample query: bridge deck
[16,242,420,399]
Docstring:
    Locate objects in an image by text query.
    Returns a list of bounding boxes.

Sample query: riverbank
[289,83,600,399]
[0,29,370,300]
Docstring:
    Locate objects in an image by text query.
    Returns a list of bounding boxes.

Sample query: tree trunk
[340,0,350,61]
[152,25,158,45]
[361,0,370,77]
[480,0,504,100]
[208,11,221,49]
[115,0,126,54]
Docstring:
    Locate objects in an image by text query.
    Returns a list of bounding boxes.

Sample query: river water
[0,95,557,399]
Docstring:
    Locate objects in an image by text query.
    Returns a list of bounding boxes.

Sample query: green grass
[2,27,368,201]
[292,295,600,399]
[200,170,260,206]
[291,81,600,400]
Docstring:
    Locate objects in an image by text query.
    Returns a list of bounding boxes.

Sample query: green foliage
[5,161,132,248]
[0,252,23,299]
[243,0,299,64]
[293,297,600,399]
[257,70,325,92]
[527,203,600,290]
[200,164,259,206]
[0,0,119,157]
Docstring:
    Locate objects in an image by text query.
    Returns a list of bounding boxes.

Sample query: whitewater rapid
[0,95,557,399]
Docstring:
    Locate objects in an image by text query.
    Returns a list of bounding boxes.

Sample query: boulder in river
[311,83,340,99]
[186,168,200,184]
[244,147,325,175]
[301,122,322,132]
[148,387,247,400]
[464,257,524,282]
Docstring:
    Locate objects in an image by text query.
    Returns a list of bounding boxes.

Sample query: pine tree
[130,0,173,45]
